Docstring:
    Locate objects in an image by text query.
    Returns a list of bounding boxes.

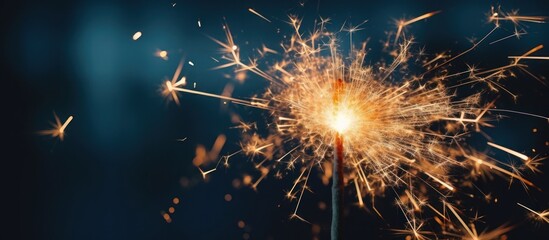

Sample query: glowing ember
[132,31,142,40]
[156,50,168,60]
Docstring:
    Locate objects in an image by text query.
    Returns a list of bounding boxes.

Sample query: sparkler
[161,6,548,239]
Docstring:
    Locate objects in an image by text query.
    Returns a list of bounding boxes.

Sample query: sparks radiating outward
[161,6,548,239]
[40,113,74,141]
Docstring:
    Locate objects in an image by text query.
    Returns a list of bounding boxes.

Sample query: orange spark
[40,113,74,141]
[248,8,271,23]
[395,10,441,43]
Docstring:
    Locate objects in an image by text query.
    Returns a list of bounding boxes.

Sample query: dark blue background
[4,0,548,239]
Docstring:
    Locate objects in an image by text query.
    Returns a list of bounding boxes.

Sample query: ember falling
[9,0,549,239]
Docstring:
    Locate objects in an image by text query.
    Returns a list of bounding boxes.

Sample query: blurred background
[3,0,549,239]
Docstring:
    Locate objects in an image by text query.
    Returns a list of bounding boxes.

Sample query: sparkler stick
[331,79,345,240]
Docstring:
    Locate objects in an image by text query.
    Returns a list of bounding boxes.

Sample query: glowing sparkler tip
[331,109,354,134]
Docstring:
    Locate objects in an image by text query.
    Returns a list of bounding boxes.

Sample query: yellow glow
[155,50,168,60]
[331,109,354,133]
[159,51,167,58]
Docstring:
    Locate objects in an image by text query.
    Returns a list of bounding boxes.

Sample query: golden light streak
[425,172,455,191]
[423,26,499,76]
[489,29,526,45]
[286,167,307,200]
[40,113,74,141]
[467,155,536,188]
[426,204,449,222]
[491,13,547,24]
[508,56,549,60]
[511,44,544,65]
[169,86,258,106]
[405,190,421,212]
[290,164,313,222]
[395,10,441,43]
[248,8,271,23]
[353,179,364,207]
[251,167,269,190]
[487,142,529,161]
[517,203,549,224]
[198,167,217,179]
[161,59,187,105]
[249,143,274,155]
[446,202,478,240]
[59,116,73,134]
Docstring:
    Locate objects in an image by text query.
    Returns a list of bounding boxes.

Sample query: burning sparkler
[161,6,548,239]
